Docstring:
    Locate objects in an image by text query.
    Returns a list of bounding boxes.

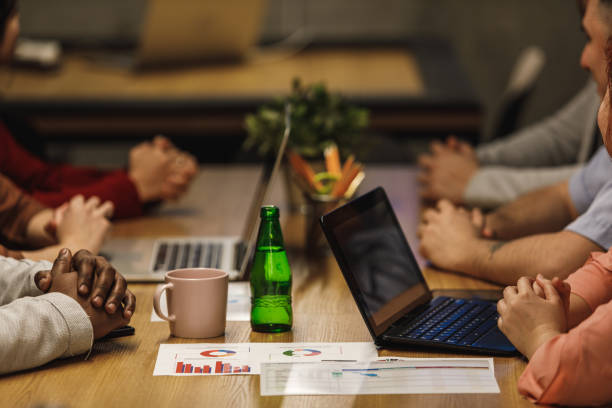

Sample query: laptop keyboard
[152,241,247,273]
[152,241,221,272]
[394,297,499,346]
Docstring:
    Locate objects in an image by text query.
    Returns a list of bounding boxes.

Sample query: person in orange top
[497,1,612,405]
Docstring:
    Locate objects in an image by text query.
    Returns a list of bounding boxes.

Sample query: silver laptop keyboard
[153,242,224,272]
[152,241,247,273]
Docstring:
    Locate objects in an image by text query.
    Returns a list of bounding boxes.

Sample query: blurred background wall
[18,0,588,135]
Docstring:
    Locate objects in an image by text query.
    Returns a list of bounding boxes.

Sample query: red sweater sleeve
[29,170,144,219]
[0,122,144,219]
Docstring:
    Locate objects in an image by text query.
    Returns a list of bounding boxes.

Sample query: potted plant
[244,78,369,160]
[244,79,369,252]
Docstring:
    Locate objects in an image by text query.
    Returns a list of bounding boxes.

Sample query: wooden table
[0,41,481,141]
[0,165,530,407]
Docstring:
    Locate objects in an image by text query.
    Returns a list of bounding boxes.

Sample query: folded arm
[0,256,93,375]
[485,181,577,240]
[0,293,93,375]
[29,170,144,220]
[463,231,601,285]
[518,300,612,406]
[564,250,612,327]
[418,199,599,286]
[464,165,580,209]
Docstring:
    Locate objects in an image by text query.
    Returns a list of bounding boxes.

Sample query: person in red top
[0,2,197,219]
[0,126,197,219]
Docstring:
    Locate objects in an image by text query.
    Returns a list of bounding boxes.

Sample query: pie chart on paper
[282,348,322,357]
[200,349,237,358]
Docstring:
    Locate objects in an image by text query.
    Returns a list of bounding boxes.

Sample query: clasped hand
[417,136,479,204]
[497,275,569,359]
[35,248,136,339]
[129,135,198,202]
[417,199,488,271]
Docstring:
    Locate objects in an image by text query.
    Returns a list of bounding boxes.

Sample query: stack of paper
[260,358,500,395]
[152,344,500,396]
[153,342,378,376]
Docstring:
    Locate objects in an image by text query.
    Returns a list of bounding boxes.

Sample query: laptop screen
[321,187,431,337]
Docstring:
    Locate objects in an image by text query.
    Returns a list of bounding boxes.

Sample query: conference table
[0,165,531,407]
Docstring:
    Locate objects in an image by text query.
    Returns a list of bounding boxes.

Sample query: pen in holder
[288,146,364,255]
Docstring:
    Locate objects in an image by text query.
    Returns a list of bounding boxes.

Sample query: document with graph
[260,358,500,395]
[153,342,378,376]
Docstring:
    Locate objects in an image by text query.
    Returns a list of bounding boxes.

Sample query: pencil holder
[285,146,365,254]
[301,173,364,255]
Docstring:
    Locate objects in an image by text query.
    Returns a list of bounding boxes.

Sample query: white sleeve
[0,256,51,305]
[0,293,93,375]
[463,165,580,208]
[0,256,93,375]
[476,81,598,167]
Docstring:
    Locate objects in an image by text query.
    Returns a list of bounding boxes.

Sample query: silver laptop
[136,0,267,68]
[101,105,291,282]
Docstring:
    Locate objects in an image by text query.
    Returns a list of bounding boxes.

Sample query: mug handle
[153,283,175,322]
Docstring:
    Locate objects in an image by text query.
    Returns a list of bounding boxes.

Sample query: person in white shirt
[0,248,136,375]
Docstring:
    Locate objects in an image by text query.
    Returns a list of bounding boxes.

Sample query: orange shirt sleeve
[566,251,612,311]
[518,248,612,405]
[518,300,612,406]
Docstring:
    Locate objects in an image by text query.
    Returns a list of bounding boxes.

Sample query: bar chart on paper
[175,348,252,374]
[154,344,255,376]
[153,342,378,376]
[175,360,252,374]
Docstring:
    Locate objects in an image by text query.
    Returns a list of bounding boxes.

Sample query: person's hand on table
[418,135,479,204]
[158,135,198,198]
[497,276,567,359]
[152,135,197,176]
[42,202,69,238]
[531,274,571,318]
[55,195,113,255]
[129,135,198,202]
[468,207,496,239]
[417,199,482,271]
[35,248,136,338]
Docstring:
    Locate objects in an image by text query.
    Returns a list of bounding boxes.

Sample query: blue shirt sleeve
[566,146,612,249]
[569,146,611,214]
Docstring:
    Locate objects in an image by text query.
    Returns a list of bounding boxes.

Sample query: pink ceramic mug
[153,268,228,338]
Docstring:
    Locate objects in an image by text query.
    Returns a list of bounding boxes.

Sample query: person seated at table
[0,248,136,375]
[496,5,612,402]
[418,0,600,209]
[419,0,612,286]
[0,173,111,261]
[0,0,198,219]
[498,270,612,405]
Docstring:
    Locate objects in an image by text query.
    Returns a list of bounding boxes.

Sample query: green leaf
[242,77,370,158]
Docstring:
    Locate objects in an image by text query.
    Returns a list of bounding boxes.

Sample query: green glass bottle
[250,205,293,333]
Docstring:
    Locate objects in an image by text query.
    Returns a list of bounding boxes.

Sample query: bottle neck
[256,216,285,249]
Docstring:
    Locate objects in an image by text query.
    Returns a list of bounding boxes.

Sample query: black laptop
[320,187,516,356]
